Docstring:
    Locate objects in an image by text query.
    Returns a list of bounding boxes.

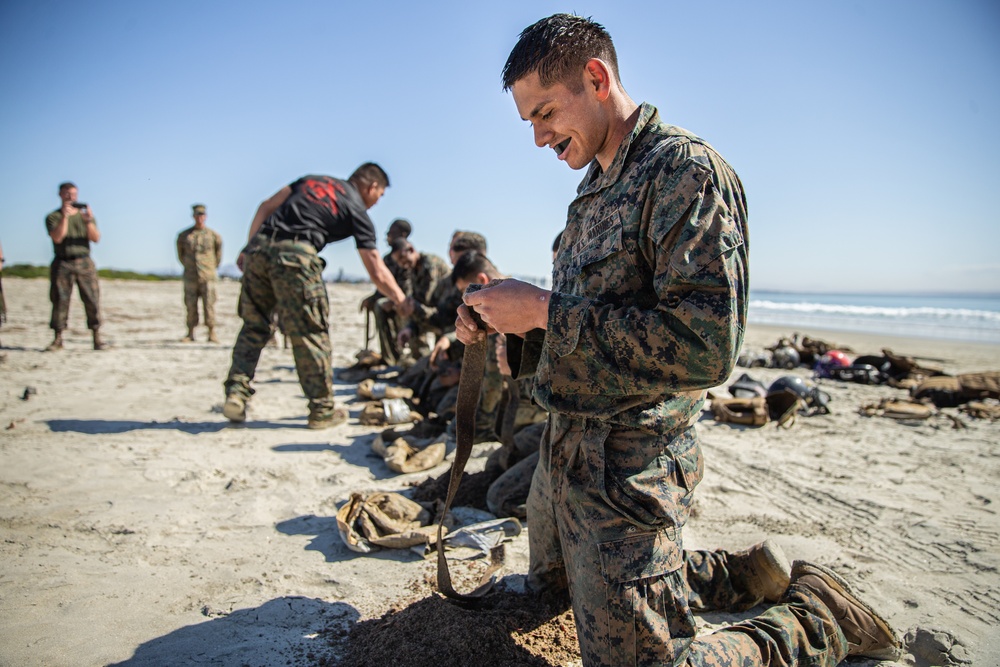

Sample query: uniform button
[665,294,681,308]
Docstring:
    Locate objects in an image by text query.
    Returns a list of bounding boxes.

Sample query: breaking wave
[748,295,1000,344]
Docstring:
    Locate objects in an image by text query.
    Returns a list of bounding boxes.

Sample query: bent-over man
[223,164,414,429]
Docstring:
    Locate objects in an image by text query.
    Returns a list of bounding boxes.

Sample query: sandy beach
[1,277,998,666]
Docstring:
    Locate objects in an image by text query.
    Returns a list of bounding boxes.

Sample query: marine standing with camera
[45,181,107,351]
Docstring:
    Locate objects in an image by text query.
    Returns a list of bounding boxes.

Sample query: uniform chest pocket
[573,211,623,269]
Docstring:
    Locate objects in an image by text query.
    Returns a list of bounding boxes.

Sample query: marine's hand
[396,296,415,318]
[430,335,451,370]
[462,279,549,336]
[80,206,94,222]
[455,304,489,346]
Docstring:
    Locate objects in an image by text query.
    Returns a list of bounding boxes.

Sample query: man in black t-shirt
[223,163,414,429]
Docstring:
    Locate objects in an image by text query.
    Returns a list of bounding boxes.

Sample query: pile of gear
[734,333,1000,424]
[710,373,831,428]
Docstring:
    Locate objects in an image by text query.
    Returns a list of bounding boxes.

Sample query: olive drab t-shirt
[259,175,378,252]
[46,209,95,260]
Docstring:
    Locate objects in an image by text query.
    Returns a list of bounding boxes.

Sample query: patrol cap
[451,231,487,254]
[192,204,207,215]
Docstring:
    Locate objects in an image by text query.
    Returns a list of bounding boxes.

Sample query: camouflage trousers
[183,276,217,328]
[486,420,547,518]
[49,256,101,332]
[526,415,848,667]
[477,342,503,438]
[225,238,334,413]
[372,297,403,364]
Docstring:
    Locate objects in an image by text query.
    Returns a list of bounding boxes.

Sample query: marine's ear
[584,58,613,102]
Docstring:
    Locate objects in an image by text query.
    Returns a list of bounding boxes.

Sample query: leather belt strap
[436,280,505,602]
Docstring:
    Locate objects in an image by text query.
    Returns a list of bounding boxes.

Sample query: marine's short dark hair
[501,13,619,92]
[450,231,487,254]
[349,162,390,189]
[451,251,500,285]
[552,230,564,253]
[389,237,412,255]
[388,218,412,237]
[58,181,77,192]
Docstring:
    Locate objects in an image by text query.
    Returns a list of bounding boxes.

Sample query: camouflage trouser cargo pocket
[275,251,328,336]
[592,425,704,532]
[590,528,695,667]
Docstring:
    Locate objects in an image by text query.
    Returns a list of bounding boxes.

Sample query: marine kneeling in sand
[455,13,901,666]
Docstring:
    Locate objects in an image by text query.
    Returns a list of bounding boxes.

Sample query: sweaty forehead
[511,73,552,119]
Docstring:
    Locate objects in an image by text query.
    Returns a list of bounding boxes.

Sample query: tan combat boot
[207,328,219,343]
[45,332,64,351]
[307,406,348,430]
[92,330,109,350]
[223,392,247,423]
[182,328,195,342]
[735,538,792,602]
[789,561,902,660]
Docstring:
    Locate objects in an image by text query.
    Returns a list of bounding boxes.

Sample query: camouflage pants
[477,342,503,438]
[49,256,101,332]
[372,297,403,364]
[487,420,546,517]
[183,276,217,328]
[527,415,848,667]
[224,238,334,412]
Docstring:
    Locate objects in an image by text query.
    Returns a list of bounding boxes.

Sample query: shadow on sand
[107,596,357,666]
[46,418,300,434]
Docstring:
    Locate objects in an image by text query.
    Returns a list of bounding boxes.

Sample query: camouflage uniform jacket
[384,251,413,296]
[509,103,749,433]
[406,252,451,325]
[176,226,223,281]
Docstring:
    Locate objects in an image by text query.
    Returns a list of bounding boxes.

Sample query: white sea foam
[748,295,1000,343]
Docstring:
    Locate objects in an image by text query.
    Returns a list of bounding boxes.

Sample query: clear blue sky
[2,0,998,293]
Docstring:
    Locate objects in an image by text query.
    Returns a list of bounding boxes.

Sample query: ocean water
[748,291,1000,344]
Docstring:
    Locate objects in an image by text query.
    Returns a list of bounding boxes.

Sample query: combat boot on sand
[182,328,195,342]
[789,561,902,660]
[93,330,109,350]
[223,393,247,423]
[734,538,792,602]
[45,332,64,351]
[207,328,219,343]
[308,406,348,430]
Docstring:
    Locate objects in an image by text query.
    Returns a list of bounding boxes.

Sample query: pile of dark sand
[325,458,581,665]
[330,575,580,667]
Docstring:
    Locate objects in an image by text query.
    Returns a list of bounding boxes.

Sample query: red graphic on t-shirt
[301,178,346,214]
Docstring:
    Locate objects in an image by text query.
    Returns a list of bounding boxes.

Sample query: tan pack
[711,396,768,426]
[860,399,934,420]
[336,491,443,553]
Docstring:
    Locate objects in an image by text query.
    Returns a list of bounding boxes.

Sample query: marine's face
[60,186,78,204]
[393,244,418,270]
[511,71,605,171]
[193,213,207,228]
[361,183,386,209]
